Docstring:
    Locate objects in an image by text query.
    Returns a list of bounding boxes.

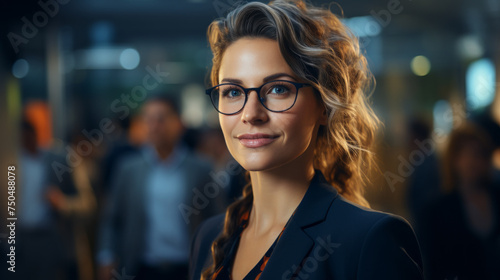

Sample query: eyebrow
[220,73,298,85]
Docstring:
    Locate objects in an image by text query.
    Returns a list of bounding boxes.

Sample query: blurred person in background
[17,119,97,280]
[421,122,500,280]
[405,118,442,234]
[97,95,226,280]
[16,119,63,280]
[47,131,98,280]
[97,116,139,279]
[100,116,139,197]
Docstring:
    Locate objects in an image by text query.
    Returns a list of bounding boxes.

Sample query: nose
[241,90,269,124]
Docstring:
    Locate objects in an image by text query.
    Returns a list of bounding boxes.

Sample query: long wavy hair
[202,1,379,279]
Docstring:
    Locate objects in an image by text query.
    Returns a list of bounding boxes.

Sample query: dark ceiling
[2,0,499,63]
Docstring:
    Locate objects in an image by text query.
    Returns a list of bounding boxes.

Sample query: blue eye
[265,82,293,96]
[271,86,288,94]
[222,87,243,98]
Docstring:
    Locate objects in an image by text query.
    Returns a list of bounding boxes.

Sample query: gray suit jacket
[98,146,226,274]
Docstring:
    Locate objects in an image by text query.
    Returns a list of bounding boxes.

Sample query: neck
[247,151,316,235]
[154,144,174,160]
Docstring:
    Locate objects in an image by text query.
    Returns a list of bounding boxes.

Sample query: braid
[201,171,252,280]
[202,0,380,277]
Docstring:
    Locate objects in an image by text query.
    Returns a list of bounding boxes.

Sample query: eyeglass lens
[210,80,297,114]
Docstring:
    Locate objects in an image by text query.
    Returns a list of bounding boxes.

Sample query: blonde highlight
[202,1,379,278]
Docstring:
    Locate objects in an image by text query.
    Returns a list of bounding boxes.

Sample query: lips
[236,133,279,148]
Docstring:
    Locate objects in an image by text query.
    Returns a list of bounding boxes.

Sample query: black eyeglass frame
[205,80,313,115]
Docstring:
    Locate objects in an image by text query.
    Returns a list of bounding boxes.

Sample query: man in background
[97,95,225,279]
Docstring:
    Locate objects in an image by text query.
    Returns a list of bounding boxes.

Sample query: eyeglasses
[206,80,312,115]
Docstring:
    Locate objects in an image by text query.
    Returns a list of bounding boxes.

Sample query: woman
[190,1,423,279]
[421,123,500,279]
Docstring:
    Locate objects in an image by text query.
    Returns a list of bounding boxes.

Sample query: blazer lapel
[259,170,339,279]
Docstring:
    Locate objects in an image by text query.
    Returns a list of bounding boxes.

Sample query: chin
[240,163,277,172]
[236,152,294,172]
[231,152,272,171]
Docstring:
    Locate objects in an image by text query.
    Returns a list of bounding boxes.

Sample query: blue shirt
[142,144,190,264]
[18,150,52,229]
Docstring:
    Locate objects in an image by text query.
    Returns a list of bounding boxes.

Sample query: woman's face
[218,38,326,171]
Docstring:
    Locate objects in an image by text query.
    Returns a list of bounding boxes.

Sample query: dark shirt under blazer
[189,170,424,280]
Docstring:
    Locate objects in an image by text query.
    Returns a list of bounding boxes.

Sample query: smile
[236,133,279,148]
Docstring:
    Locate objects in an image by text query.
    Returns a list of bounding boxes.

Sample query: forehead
[219,38,295,84]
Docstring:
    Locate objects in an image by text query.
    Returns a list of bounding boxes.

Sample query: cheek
[271,115,317,158]
[279,107,319,142]
[219,115,237,150]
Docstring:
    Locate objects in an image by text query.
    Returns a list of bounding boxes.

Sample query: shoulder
[323,196,423,279]
[106,153,150,191]
[114,152,149,172]
[328,196,410,231]
[189,213,225,280]
[329,195,420,248]
[356,212,423,279]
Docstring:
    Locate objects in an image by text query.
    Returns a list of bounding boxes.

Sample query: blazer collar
[292,169,339,227]
[259,169,339,279]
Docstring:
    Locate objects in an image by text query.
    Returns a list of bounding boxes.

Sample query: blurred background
[0,0,499,279]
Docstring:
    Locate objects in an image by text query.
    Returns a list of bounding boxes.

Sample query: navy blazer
[189,170,424,280]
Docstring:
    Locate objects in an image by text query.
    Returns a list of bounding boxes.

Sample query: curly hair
[202,1,379,279]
